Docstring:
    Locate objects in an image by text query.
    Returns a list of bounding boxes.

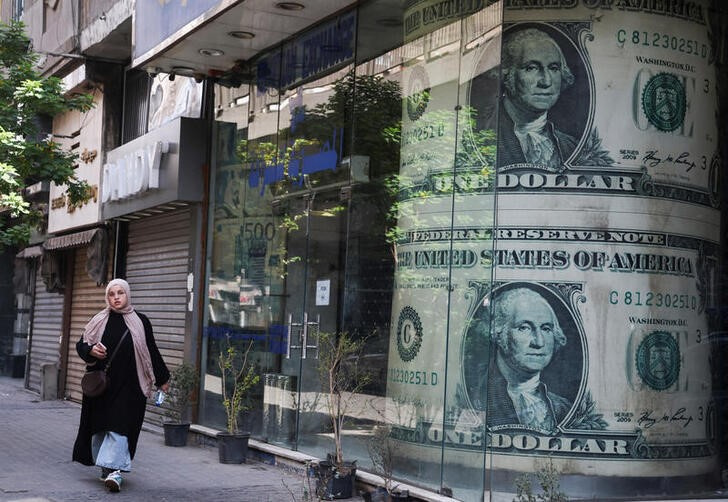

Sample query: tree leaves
[0,20,94,248]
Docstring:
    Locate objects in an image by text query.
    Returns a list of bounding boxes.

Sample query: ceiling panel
[137,0,357,81]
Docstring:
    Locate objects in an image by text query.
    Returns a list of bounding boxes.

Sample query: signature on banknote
[638,407,694,429]
[642,150,703,172]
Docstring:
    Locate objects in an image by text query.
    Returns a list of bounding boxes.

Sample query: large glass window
[202,2,499,500]
[200,1,728,501]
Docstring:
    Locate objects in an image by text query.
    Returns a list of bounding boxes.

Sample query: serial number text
[388,368,439,386]
[609,291,697,310]
[617,29,708,58]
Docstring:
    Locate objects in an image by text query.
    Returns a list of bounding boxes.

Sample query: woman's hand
[160,382,170,393]
[90,342,107,359]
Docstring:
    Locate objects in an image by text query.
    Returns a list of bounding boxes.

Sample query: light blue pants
[91,431,132,472]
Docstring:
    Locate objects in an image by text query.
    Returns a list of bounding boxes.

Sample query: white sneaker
[104,470,123,492]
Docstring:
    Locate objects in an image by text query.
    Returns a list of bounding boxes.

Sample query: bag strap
[104,329,130,374]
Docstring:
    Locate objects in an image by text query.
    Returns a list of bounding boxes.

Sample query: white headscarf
[82,279,156,397]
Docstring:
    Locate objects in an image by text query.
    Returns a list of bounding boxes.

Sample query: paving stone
[0,376,351,502]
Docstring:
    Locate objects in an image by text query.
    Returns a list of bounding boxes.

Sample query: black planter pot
[389,489,409,501]
[217,432,250,464]
[316,460,357,500]
[365,487,409,502]
[162,422,190,447]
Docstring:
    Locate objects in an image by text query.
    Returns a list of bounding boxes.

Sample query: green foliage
[0,20,94,248]
[218,338,260,433]
[291,70,402,180]
[237,138,316,177]
[316,331,373,466]
[514,460,569,502]
[165,362,199,423]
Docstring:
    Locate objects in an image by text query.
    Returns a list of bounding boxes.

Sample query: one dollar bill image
[384,1,723,479]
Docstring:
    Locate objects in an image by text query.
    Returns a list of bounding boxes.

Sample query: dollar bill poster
[387,0,721,478]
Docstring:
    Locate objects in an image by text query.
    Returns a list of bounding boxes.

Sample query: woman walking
[72,278,170,492]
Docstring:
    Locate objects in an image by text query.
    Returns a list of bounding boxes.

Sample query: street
[0,376,310,502]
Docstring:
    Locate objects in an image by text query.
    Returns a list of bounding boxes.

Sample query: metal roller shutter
[126,209,192,424]
[64,249,106,402]
[27,263,64,393]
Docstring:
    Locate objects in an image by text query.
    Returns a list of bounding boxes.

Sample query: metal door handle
[286,313,303,359]
[301,312,308,359]
[285,313,320,359]
[307,314,320,359]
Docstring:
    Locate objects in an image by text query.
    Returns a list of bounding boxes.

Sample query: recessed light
[228,31,255,40]
[276,2,305,10]
[171,66,196,76]
[199,48,224,57]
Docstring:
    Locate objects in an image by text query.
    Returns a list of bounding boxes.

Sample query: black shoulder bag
[81,329,129,398]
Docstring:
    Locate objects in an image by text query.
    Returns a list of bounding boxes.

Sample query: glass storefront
[199,1,728,500]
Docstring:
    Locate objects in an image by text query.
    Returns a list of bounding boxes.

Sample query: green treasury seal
[406,66,430,122]
[641,73,686,133]
[396,306,423,362]
[636,331,680,391]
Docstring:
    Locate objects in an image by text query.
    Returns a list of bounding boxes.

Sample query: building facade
[8,0,728,500]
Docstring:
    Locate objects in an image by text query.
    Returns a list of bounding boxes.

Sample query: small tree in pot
[315,331,372,500]
[163,362,198,447]
[217,338,260,464]
[366,425,409,501]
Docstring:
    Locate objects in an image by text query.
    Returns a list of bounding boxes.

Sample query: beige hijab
[82,279,156,398]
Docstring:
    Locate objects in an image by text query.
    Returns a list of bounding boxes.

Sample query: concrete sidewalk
[0,376,323,502]
[3,375,728,502]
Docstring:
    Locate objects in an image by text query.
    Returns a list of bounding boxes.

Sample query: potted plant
[366,425,409,501]
[217,337,260,464]
[315,331,372,500]
[163,361,199,447]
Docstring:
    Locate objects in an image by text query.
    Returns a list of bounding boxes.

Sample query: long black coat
[72,311,169,466]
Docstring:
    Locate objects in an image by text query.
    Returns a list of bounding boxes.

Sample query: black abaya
[72,311,169,466]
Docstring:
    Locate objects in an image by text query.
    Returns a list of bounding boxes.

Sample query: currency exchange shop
[198,1,728,499]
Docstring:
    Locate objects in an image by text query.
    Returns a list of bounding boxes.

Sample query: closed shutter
[64,249,107,402]
[27,263,64,392]
[126,209,191,424]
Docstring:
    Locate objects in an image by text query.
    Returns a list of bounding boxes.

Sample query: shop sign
[101,141,168,202]
[101,117,207,220]
[48,95,105,234]
[256,10,356,91]
[51,185,99,212]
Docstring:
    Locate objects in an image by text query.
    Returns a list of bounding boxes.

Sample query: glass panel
[715,5,728,496]
[324,0,411,485]
[488,4,724,500]
[286,188,350,457]
[201,77,292,442]
[258,11,359,459]
[354,0,487,498]
[199,3,728,500]
[441,4,502,502]
[274,62,356,457]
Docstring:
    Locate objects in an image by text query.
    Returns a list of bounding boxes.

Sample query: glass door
[276,186,349,455]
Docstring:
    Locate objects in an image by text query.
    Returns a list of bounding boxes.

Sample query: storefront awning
[43,228,102,251]
[15,245,43,259]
